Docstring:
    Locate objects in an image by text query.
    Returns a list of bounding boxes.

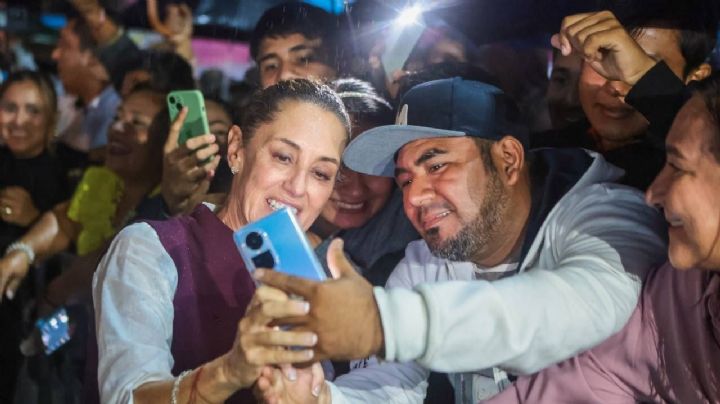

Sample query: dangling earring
[231,166,239,175]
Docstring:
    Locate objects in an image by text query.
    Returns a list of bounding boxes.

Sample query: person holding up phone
[92,79,351,404]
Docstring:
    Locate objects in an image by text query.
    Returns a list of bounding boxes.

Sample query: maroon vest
[148,204,257,402]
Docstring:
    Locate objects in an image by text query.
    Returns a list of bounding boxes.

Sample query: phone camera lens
[176,102,183,109]
[169,96,176,103]
[246,232,263,250]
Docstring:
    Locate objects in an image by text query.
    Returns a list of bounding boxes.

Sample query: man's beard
[425,173,507,262]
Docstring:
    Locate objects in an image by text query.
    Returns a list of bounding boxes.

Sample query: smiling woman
[92,78,350,404]
[0,70,72,401]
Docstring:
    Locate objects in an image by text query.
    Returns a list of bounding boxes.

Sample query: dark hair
[691,72,720,161]
[250,2,339,61]
[133,50,196,94]
[0,70,58,140]
[618,3,718,78]
[69,17,98,52]
[330,78,393,129]
[240,78,350,144]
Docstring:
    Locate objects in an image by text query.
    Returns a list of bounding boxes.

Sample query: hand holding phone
[234,208,327,282]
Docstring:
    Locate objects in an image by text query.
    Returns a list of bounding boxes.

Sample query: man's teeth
[268,198,298,214]
[336,201,363,210]
[436,211,450,219]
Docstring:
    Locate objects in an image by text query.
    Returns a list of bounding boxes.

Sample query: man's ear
[226,125,245,174]
[685,63,712,84]
[494,135,525,186]
[86,53,110,83]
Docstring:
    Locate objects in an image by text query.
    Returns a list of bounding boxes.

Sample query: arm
[0,201,78,300]
[377,185,666,374]
[625,61,688,150]
[95,223,317,404]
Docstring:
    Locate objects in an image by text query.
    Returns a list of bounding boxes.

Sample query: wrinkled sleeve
[375,185,666,374]
[93,222,178,404]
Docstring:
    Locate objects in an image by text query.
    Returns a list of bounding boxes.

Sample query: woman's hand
[221,285,319,390]
[0,249,31,302]
[255,363,329,404]
[0,186,40,227]
[161,107,221,216]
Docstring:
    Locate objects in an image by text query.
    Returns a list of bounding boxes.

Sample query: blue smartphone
[234,208,327,282]
[35,307,71,355]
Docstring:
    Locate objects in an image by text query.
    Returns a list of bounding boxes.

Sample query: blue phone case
[234,208,327,282]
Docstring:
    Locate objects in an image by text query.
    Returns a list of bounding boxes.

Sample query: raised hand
[161,107,221,216]
[552,11,657,86]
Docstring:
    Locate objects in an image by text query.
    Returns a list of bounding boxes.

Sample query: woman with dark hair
[0,69,71,402]
[314,78,419,287]
[93,79,350,403]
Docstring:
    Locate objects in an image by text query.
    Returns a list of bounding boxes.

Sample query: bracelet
[6,242,35,264]
[171,369,192,404]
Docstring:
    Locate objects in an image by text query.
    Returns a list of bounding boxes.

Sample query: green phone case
[167,90,211,145]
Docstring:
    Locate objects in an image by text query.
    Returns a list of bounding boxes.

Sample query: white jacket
[328,150,667,403]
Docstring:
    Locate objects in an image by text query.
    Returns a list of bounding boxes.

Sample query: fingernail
[312,385,321,397]
[286,367,297,382]
[301,301,310,314]
[6,290,13,300]
[253,269,265,279]
[305,350,314,359]
[309,333,318,345]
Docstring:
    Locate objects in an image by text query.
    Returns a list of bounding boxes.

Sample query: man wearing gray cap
[256,77,667,402]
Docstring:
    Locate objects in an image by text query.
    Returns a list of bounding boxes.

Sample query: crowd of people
[0,0,719,403]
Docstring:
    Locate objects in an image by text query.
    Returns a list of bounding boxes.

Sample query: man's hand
[0,249,31,302]
[161,107,221,216]
[255,239,384,361]
[552,11,657,86]
[0,186,40,227]
[255,363,329,404]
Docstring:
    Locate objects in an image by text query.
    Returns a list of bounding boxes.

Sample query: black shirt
[0,146,72,251]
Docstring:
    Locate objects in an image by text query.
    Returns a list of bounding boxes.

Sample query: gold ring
[3,206,12,216]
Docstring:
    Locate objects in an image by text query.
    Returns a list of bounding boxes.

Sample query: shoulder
[386,240,446,288]
[95,222,177,295]
[554,181,661,228]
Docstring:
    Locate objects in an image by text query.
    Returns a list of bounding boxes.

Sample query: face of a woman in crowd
[233,100,347,230]
[646,96,720,271]
[0,80,52,158]
[105,91,164,179]
[320,121,394,230]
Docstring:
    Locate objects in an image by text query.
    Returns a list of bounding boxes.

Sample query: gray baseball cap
[343,77,528,177]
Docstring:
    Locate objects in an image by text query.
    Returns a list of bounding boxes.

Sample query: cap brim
[343,125,466,177]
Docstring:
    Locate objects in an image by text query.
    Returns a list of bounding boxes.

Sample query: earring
[231,166,239,175]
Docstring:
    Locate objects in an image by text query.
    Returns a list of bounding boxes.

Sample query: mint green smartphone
[167,90,211,145]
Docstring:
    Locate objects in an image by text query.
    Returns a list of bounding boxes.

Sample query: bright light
[396,5,422,27]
